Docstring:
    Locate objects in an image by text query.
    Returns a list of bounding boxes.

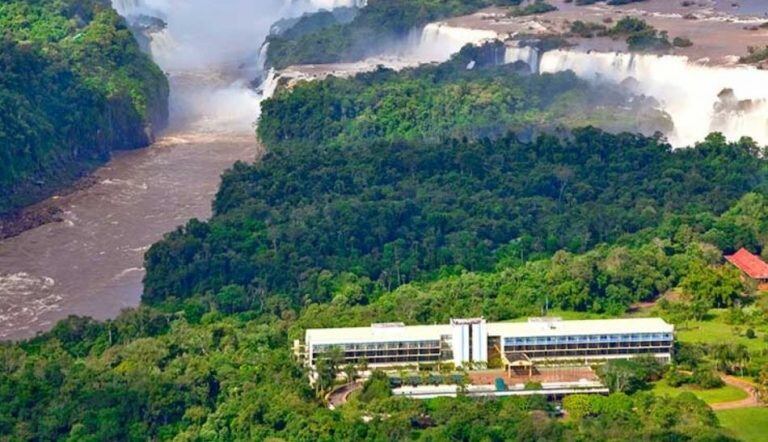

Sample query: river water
[0,0,360,341]
[0,73,262,340]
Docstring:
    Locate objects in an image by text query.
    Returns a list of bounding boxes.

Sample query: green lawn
[651,379,747,404]
[716,407,768,442]
[673,310,768,352]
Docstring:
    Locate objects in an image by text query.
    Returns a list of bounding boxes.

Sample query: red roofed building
[724,248,768,287]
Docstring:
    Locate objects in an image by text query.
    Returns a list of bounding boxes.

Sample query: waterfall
[145,28,178,68]
[109,0,342,132]
[112,0,142,16]
[111,0,165,19]
[256,42,270,74]
[524,49,768,147]
[261,69,280,100]
[504,45,540,74]
[407,22,499,63]
[257,22,501,97]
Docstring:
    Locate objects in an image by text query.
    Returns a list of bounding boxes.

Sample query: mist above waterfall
[402,23,498,64]
[113,0,349,72]
[507,48,768,147]
[111,0,364,133]
[112,0,768,146]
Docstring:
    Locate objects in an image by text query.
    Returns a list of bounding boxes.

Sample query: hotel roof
[486,317,673,337]
[725,247,768,279]
[305,317,673,345]
[306,323,451,345]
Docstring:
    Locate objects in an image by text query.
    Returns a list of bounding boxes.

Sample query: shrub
[740,46,768,64]
[524,381,543,390]
[510,0,557,16]
[359,371,392,402]
[692,369,725,389]
[608,17,671,52]
[570,20,607,38]
[665,366,691,388]
[673,37,693,48]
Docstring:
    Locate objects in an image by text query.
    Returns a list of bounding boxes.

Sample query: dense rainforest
[144,51,764,311]
[264,0,524,69]
[4,165,766,439]
[260,45,672,146]
[0,0,168,215]
[3,10,768,441]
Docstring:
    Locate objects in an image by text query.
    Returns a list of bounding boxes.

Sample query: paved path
[327,382,363,409]
[711,376,761,411]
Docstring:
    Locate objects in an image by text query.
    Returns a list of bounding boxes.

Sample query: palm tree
[344,363,358,384]
[711,344,733,373]
[733,344,750,376]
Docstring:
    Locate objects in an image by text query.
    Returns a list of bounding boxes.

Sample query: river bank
[0,71,263,341]
[0,176,103,241]
[0,129,261,341]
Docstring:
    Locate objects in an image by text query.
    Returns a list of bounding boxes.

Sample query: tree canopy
[0,0,168,214]
[264,0,524,69]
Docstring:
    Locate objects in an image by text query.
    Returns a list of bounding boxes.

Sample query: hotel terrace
[297,317,675,377]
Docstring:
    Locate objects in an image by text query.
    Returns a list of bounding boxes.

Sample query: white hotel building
[300,317,674,372]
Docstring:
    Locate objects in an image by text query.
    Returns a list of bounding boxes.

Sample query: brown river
[0,73,262,340]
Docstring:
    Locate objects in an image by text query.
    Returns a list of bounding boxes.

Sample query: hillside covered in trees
[264,0,523,69]
[260,45,672,146]
[4,167,766,439]
[0,0,168,215]
[144,52,765,311]
[3,14,768,441]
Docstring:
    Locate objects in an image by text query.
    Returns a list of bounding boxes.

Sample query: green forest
[145,52,763,312]
[3,3,768,440]
[0,0,168,215]
[264,0,523,69]
[260,44,672,146]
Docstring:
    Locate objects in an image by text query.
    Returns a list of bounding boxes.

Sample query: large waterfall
[112,0,365,71]
[112,0,143,16]
[504,45,539,74]
[408,22,499,63]
[111,0,365,131]
[507,47,768,147]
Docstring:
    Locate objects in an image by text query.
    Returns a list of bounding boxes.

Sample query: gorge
[0,0,354,340]
[2,0,768,342]
[3,1,768,440]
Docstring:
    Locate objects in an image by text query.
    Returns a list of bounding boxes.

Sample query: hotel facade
[299,317,674,372]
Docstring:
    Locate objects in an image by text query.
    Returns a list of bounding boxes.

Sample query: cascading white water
[515,48,768,147]
[504,45,539,74]
[408,23,499,63]
[112,0,143,16]
[260,69,280,100]
[111,0,363,132]
[111,0,166,19]
[267,22,501,89]
[256,42,270,73]
[112,0,368,71]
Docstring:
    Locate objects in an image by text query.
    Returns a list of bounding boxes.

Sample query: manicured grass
[674,310,768,353]
[716,407,768,442]
[651,379,748,404]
